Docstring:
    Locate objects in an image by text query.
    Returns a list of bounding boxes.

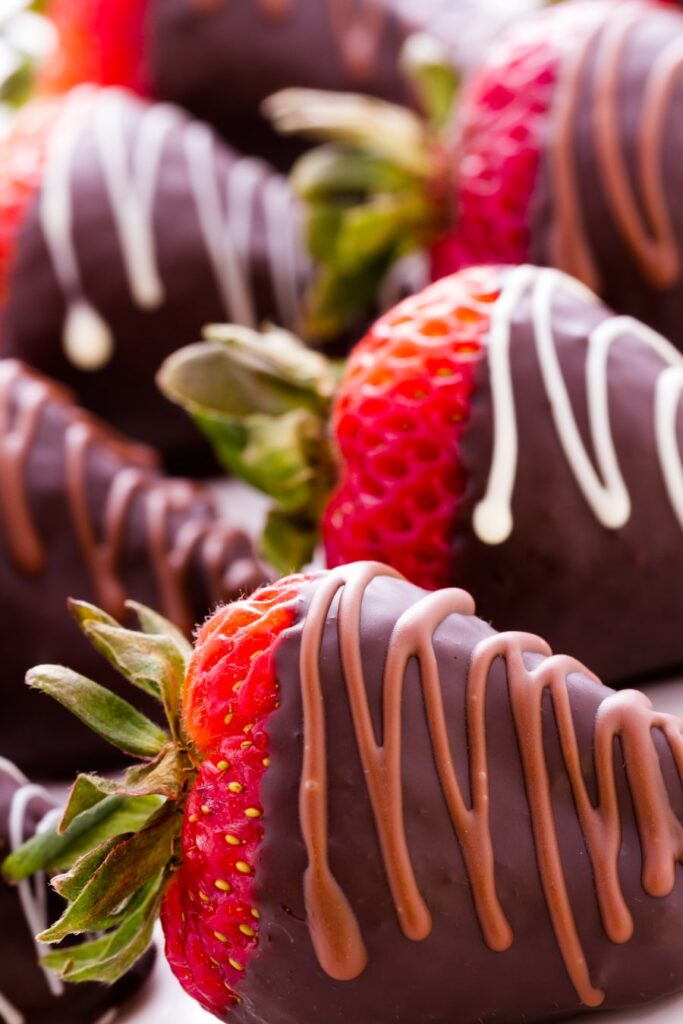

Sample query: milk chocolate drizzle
[0,360,242,633]
[550,1,683,290]
[297,563,683,1006]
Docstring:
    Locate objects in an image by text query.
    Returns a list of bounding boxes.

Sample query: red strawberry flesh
[0,99,58,306]
[40,0,150,95]
[164,574,311,1014]
[324,266,496,590]
[432,2,606,281]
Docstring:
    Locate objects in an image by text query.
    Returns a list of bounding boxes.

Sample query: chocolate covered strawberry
[0,83,306,471]
[37,0,536,168]
[268,0,683,349]
[6,562,683,1023]
[159,262,683,683]
[0,360,268,777]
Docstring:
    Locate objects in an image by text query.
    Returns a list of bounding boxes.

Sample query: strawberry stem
[158,324,341,571]
[1,601,197,986]
[263,44,459,339]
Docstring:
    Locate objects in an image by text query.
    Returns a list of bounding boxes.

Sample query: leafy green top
[262,33,460,339]
[1,598,196,984]
[158,324,341,573]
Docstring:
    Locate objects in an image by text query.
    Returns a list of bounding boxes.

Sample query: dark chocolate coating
[453,269,683,684]
[0,362,268,777]
[240,573,683,1023]
[1,88,306,474]
[529,2,683,354]
[0,759,154,1022]
[149,0,536,169]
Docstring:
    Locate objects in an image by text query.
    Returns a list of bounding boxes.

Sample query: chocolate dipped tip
[7,562,683,1023]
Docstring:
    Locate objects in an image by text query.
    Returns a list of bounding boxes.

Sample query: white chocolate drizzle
[38,87,303,372]
[0,757,62,1022]
[473,266,683,545]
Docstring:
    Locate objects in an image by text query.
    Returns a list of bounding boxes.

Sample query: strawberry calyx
[1,598,197,985]
[263,36,459,340]
[158,324,341,572]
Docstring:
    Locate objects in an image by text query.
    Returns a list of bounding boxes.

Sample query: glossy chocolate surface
[454,266,683,684]
[1,87,306,473]
[530,0,683,353]
[0,362,267,776]
[235,566,683,1023]
[149,0,527,167]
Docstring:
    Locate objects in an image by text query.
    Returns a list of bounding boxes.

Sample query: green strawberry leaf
[126,600,193,657]
[262,507,320,575]
[400,33,460,133]
[264,72,455,339]
[2,794,163,882]
[264,88,431,178]
[73,621,187,742]
[39,805,179,941]
[292,143,416,201]
[26,666,169,759]
[59,774,118,831]
[52,836,122,901]
[159,326,339,570]
[42,875,164,984]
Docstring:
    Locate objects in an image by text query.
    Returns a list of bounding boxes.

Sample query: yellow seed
[188,813,199,824]
[243,723,253,734]
[262,758,270,767]
[251,909,260,920]
[228,782,243,794]
[229,958,244,972]
[225,834,241,846]
[240,741,252,749]
[235,861,251,875]
[232,680,244,693]
[215,879,231,892]
[244,807,261,819]
[216,760,229,771]
[214,931,228,943]
[199,891,209,903]
[223,713,233,725]
[250,650,264,661]
[239,924,255,937]
[201,804,211,815]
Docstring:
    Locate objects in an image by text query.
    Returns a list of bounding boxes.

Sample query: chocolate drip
[0,360,245,633]
[0,359,267,774]
[293,563,683,1007]
[1,87,306,469]
[549,1,683,292]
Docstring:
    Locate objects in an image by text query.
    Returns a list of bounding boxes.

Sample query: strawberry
[0,84,306,470]
[0,97,58,305]
[323,265,490,589]
[38,0,149,96]
[6,561,683,1023]
[268,0,683,350]
[159,261,683,684]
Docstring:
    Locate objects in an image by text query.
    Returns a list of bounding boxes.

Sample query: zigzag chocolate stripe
[294,563,683,1007]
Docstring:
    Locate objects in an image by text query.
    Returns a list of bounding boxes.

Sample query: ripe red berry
[324,266,495,589]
